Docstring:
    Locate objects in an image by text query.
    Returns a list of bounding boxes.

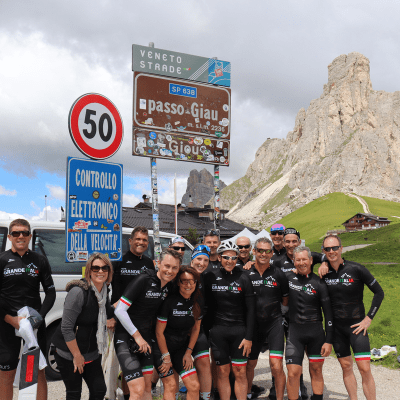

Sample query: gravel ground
[12,352,400,399]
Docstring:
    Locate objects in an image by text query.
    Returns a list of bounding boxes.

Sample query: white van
[0,220,193,380]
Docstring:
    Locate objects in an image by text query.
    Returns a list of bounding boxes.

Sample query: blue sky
[1,0,400,221]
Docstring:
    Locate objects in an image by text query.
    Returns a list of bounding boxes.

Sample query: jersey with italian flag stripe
[119,269,172,333]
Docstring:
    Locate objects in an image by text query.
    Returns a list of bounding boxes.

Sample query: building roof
[343,213,391,225]
[122,202,259,238]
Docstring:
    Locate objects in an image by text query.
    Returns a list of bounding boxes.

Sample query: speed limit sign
[68,93,123,159]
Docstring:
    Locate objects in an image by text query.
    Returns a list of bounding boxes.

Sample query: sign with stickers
[132,44,231,87]
[65,157,123,262]
[133,73,231,139]
[133,129,230,166]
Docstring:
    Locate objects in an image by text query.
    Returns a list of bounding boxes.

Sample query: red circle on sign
[68,93,123,159]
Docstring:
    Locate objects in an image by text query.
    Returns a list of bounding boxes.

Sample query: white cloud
[157,177,188,204]
[123,193,141,207]
[0,185,17,196]
[46,184,66,200]
[30,206,63,222]
[0,211,24,220]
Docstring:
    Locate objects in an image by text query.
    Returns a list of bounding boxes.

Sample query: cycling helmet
[191,245,211,260]
[217,240,239,255]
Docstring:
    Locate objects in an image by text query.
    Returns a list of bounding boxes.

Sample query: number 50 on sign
[69,93,124,160]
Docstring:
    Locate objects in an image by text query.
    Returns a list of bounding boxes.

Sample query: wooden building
[342,213,391,232]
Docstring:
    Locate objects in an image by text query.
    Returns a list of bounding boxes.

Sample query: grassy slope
[270,192,361,244]
[361,195,400,218]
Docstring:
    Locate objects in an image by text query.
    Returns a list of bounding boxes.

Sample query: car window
[33,229,85,274]
[0,227,7,253]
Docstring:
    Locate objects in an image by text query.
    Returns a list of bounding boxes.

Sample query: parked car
[0,220,193,380]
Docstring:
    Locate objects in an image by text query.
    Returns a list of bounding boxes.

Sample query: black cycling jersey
[271,246,287,264]
[204,267,255,340]
[272,252,325,274]
[120,269,172,333]
[323,259,384,320]
[0,249,55,320]
[205,259,221,273]
[286,271,334,343]
[111,251,154,304]
[157,292,202,340]
[235,257,250,271]
[243,264,289,323]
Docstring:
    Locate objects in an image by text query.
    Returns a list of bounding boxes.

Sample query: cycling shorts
[114,325,154,382]
[285,323,326,366]
[250,317,284,361]
[333,319,371,360]
[209,324,247,367]
[153,336,197,380]
[193,327,210,362]
[0,317,46,371]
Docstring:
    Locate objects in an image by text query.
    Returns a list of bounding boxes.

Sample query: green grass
[361,195,400,219]
[270,192,361,243]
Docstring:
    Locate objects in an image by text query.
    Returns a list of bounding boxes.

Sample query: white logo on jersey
[177,302,183,306]
[216,277,222,280]
[8,259,15,262]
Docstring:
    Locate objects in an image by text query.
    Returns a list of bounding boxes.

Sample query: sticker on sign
[69,93,124,160]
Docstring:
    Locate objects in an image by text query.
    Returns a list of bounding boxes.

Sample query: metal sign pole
[214,165,220,232]
[147,42,161,265]
[151,158,161,264]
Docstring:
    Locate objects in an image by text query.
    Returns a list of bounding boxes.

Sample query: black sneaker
[251,384,265,394]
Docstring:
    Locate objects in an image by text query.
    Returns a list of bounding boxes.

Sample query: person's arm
[155,317,172,374]
[238,275,255,357]
[61,287,86,373]
[351,266,384,335]
[183,319,201,371]
[39,256,56,318]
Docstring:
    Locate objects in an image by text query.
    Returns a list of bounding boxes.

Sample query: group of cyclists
[0,218,385,400]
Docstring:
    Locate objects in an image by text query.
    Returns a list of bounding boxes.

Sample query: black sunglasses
[237,244,251,249]
[204,229,220,237]
[323,246,340,252]
[10,230,30,237]
[172,246,185,251]
[270,231,284,236]
[91,265,110,272]
[256,248,273,254]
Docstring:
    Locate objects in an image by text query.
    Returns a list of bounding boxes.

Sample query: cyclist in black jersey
[203,230,221,273]
[190,245,212,400]
[204,241,255,400]
[111,226,154,304]
[154,266,202,400]
[114,248,181,400]
[243,238,288,400]
[318,235,384,400]
[285,246,333,400]
[0,219,56,400]
[270,224,286,264]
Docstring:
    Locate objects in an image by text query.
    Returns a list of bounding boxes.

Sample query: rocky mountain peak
[221,52,400,228]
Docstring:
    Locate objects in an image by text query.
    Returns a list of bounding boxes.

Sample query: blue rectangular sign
[169,83,197,98]
[66,157,123,262]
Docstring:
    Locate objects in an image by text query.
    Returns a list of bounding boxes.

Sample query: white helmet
[217,240,239,255]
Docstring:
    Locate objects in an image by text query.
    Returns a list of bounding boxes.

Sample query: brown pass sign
[133,72,231,139]
[133,129,230,166]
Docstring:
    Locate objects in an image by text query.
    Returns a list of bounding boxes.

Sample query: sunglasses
[180,279,197,285]
[91,265,110,273]
[172,246,185,251]
[204,229,219,237]
[221,255,238,261]
[237,244,251,249]
[10,230,31,237]
[270,231,284,236]
[323,246,340,252]
[256,248,273,254]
